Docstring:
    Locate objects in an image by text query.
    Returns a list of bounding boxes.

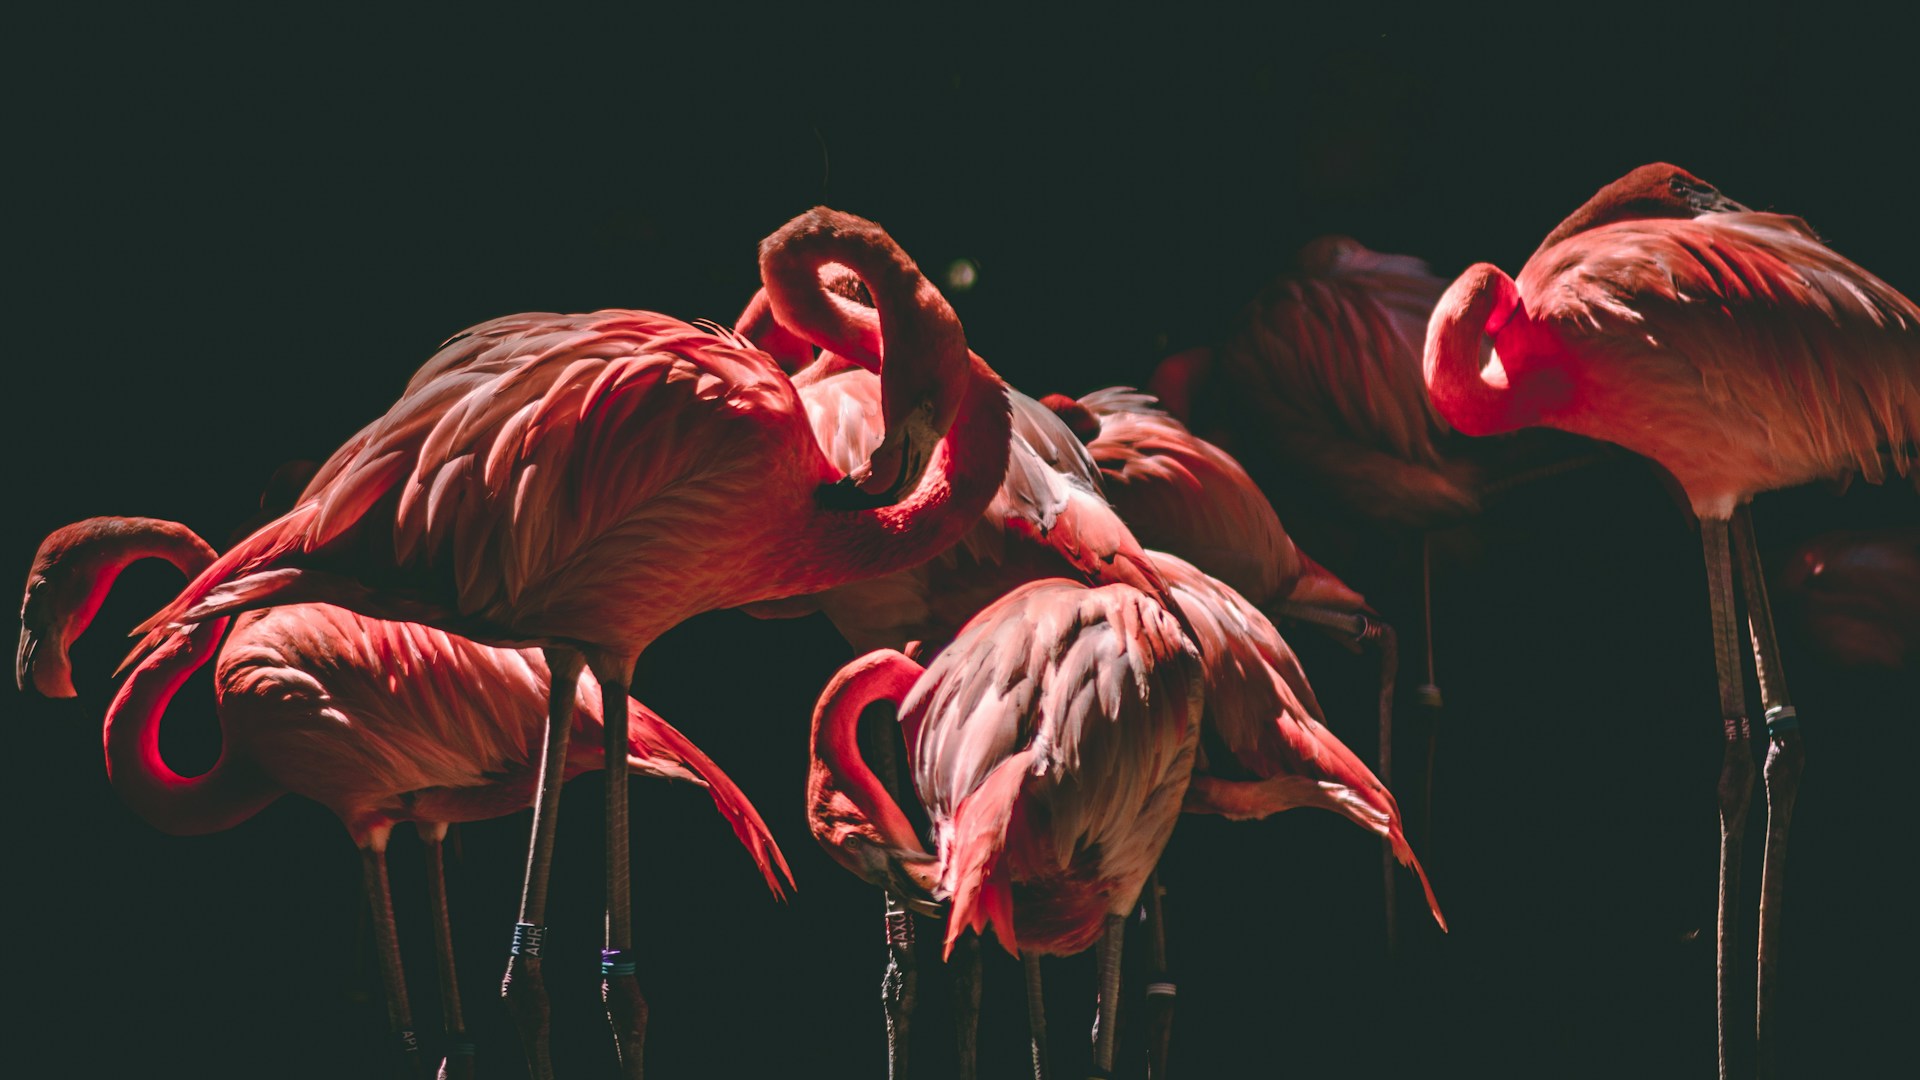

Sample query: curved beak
[17,620,74,698]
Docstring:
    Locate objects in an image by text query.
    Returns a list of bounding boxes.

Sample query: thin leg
[361,834,424,1076]
[1703,519,1755,1080]
[1733,507,1804,1080]
[1417,531,1445,864]
[1374,622,1400,955]
[501,647,583,1080]
[869,707,918,1079]
[882,896,918,1080]
[1023,952,1051,1080]
[1091,913,1126,1078]
[599,668,648,1079]
[420,824,474,1080]
[952,932,982,1080]
[1141,875,1173,1080]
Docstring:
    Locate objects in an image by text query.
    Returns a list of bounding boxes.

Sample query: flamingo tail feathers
[626,703,795,899]
[942,749,1036,958]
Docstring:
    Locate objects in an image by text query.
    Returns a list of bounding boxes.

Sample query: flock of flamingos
[17,163,1917,1079]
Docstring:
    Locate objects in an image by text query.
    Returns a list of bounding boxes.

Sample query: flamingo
[806,577,1204,1079]
[1774,528,1920,672]
[725,325,1172,1077]
[1421,162,1920,1078]
[125,207,1013,1078]
[18,516,790,1077]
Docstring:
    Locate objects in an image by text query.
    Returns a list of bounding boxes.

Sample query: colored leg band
[1765,705,1799,736]
[510,921,547,958]
[1145,981,1177,999]
[601,948,637,977]
[448,1041,478,1057]
[397,1030,420,1053]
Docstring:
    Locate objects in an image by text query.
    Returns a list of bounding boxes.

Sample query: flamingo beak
[818,401,940,510]
[16,618,74,699]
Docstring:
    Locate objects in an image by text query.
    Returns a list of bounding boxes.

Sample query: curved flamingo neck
[808,650,930,857]
[733,287,816,373]
[1424,264,1530,437]
[54,518,219,641]
[102,617,282,836]
[803,352,1012,585]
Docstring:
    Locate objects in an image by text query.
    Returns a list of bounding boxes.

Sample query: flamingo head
[1536,163,1750,255]
[1038,393,1100,443]
[16,524,112,698]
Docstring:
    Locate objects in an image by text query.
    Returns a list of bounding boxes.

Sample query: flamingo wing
[1516,212,1920,492]
[142,311,824,649]
[908,578,1202,954]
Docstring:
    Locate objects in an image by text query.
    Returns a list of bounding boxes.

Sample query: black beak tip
[817,474,893,512]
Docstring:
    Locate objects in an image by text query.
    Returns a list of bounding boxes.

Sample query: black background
[9,6,1917,1078]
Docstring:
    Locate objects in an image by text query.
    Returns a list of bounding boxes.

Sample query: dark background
[9,6,1916,1078]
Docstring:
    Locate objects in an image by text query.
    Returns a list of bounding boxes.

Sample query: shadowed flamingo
[1775,528,1919,672]
[807,577,1203,1079]
[18,517,790,1077]
[126,208,1013,1078]
[1422,162,1920,1077]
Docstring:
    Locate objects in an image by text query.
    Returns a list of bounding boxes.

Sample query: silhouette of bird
[19,516,789,1077]
[1422,162,1919,1077]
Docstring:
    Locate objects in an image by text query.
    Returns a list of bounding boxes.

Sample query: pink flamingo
[1422,162,1920,1077]
[807,577,1204,1080]
[1775,528,1920,672]
[730,327,1172,1078]
[126,208,1013,1078]
[18,517,790,1077]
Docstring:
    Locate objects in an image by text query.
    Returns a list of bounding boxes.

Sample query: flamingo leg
[868,705,918,1079]
[1416,531,1445,871]
[1023,952,1051,1080]
[598,667,648,1079]
[1703,518,1755,1080]
[360,836,424,1076]
[420,824,475,1080]
[881,897,918,1080]
[1269,601,1403,952]
[1140,874,1173,1080]
[1090,913,1126,1078]
[952,932,982,1080]
[1733,507,1803,1080]
[501,647,582,1080]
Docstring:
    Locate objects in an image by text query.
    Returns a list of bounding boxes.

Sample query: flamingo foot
[501,929,554,1080]
[1755,721,1804,1080]
[602,950,649,1079]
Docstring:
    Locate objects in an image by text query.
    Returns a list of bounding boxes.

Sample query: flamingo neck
[808,650,929,862]
[102,617,282,836]
[61,518,219,643]
[803,353,1012,585]
[1423,264,1530,437]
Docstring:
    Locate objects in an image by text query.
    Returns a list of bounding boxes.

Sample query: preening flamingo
[126,207,1013,1078]
[18,517,790,1076]
[807,578,1204,1079]
[1422,162,1920,1078]
[731,321,1175,1078]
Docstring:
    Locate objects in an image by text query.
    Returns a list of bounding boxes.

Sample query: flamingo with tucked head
[19,516,790,1078]
[1422,162,1920,1078]
[124,208,1013,1078]
[807,577,1203,1080]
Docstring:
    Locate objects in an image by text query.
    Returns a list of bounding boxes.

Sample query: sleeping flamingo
[18,517,790,1077]
[126,207,1013,1078]
[807,577,1204,1079]
[1422,162,1920,1078]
